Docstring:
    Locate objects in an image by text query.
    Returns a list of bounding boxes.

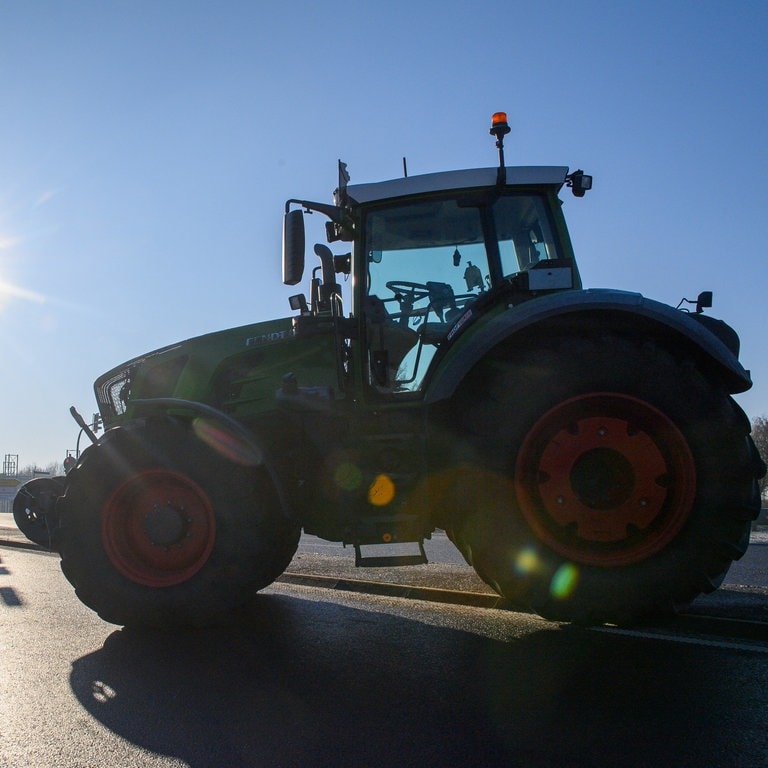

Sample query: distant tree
[752,415,768,503]
[18,461,63,479]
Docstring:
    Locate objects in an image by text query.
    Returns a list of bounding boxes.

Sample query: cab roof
[345,166,569,205]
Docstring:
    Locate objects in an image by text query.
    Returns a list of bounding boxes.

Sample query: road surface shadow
[70,592,766,768]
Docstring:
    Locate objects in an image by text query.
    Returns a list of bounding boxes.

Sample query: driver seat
[425,282,456,321]
[421,282,462,343]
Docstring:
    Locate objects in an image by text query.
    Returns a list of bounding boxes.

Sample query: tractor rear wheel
[57,418,300,627]
[444,331,764,625]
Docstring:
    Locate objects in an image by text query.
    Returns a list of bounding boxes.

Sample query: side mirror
[282,209,306,285]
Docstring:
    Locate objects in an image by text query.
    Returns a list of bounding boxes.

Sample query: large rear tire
[443,331,763,624]
[57,419,300,627]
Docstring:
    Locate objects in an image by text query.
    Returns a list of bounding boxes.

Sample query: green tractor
[36,112,765,626]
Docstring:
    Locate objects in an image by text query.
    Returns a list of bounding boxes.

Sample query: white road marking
[591,625,768,654]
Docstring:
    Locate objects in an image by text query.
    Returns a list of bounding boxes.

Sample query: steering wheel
[385,281,432,322]
[385,281,431,300]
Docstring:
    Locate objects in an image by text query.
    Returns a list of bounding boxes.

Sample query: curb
[276,571,512,610]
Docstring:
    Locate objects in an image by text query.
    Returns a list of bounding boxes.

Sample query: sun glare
[0,278,46,307]
[0,234,22,250]
[0,225,46,308]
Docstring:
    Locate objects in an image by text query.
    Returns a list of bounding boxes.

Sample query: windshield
[363,193,562,390]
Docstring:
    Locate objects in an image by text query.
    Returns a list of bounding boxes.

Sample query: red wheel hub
[102,470,216,587]
[514,393,696,566]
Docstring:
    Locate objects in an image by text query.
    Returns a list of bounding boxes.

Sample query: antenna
[402,156,408,177]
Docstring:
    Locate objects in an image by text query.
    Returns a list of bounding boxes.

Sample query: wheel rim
[514,393,696,567]
[102,470,216,587]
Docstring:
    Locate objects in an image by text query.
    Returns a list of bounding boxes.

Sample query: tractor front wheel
[57,419,300,627]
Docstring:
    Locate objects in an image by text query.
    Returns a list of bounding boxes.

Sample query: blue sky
[0,1,766,467]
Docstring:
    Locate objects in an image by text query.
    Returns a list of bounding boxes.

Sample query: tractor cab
[282,113,589,396]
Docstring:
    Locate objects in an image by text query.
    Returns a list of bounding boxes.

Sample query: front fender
[128,397,297,519]
[425,289,752,404]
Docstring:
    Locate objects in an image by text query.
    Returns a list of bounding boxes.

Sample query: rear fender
[424,289,752,404]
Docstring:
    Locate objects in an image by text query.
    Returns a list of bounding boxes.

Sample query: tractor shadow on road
[69,591,764,768]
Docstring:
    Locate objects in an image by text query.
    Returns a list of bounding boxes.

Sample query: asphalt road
[2,530,768,767]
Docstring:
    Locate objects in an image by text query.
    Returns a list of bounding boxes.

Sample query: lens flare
[550,563,579,600]
[514,546,540,575]
[368,474,395,506]
[334,462,363,492]
[192,418,262,466]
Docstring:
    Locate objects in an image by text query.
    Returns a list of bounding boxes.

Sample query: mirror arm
[284,198,344,223]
